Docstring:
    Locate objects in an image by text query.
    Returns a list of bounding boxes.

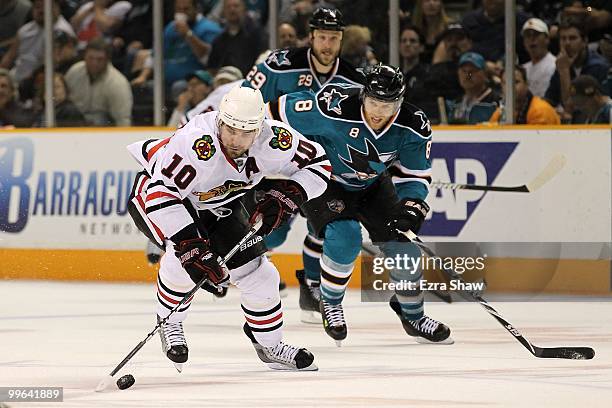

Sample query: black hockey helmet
[362,63,406,102]
[309,8,345,32]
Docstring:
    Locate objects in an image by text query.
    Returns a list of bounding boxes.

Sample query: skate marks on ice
[0,281,611,407]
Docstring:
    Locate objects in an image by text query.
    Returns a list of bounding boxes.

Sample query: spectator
[129,0,222,89]
[341,25,377,69]
[411,0,450,64]
[570,74,611,123]
[279,0,317,44]
[425,23,473,122]
[34,72,88,127]
[544,21,609,116]
[461,0,530,64]
[560,1,612,45]
[65,38,133,126]
[0,68,34,127]
[446,51,500,124]
[53,30,80,75]
[0,0,31,60]
[521,18,556,98]
[164,0,222,87]
[399,25,434,117]
[0,0,75,83]
[70,0,132,50]
[277,22,298,49]
[599,33,612,96]
[489,65,560,124]
[207,0,266,76]
[167,69,213,126]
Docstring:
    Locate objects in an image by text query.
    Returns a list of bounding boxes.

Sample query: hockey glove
[249,180,306,236]
[175,238,229,286]
[387,198,430,237]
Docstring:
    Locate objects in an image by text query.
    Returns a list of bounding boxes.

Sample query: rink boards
[0,125,610,293]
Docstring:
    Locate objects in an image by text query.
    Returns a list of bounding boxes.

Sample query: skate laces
[322,301,345,327]
[412,316,439,335]
[161,321,187,346]
[266,342,300,363]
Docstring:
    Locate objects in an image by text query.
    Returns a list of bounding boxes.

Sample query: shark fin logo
[338,138,386,181]
[420,142,518,237]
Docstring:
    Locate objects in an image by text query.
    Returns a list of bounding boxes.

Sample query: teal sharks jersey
[243,47,364,103]
[267,83,432,201]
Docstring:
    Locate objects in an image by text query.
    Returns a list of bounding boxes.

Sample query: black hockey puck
[116,374,135,390]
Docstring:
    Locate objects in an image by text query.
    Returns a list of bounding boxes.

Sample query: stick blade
[535,346,595,360]
[94,375,114,392]
[526,154,567,192]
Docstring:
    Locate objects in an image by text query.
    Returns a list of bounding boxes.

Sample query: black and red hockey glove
[174,238,229,286]
[249,180,306,236]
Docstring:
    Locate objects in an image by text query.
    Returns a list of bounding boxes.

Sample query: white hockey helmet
[217,86,265,133]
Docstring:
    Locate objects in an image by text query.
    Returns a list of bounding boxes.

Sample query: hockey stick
[95,222,262,392]
[403,230,594,360]
[430,154,567,193]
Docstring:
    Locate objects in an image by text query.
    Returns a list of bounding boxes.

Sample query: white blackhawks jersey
[127,110,331,240]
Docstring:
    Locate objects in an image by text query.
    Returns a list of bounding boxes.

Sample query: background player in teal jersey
[242,7,364,296]
[266,64,453,346]
[243,8,363,102]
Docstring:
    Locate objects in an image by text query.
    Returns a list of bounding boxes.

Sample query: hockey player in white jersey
[126,86,330,371]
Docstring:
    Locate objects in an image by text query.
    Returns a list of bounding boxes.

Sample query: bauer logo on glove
[387,198,431,236]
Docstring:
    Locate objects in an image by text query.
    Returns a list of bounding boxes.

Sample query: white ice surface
[1,281,611,407]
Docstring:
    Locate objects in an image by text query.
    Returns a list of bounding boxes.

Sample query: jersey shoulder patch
[263,47,309,71]
[395,102,432,138]
[192,134,217,161]
[315,83,362,121]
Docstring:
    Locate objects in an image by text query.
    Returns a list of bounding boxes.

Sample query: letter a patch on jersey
[269,126,293,150]
[192,135,216,160]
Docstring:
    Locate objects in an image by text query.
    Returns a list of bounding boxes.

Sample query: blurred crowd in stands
[0,0,610,128]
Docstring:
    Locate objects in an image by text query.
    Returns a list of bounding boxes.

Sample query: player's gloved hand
[175,238,229,286]
[249,180,305,236]
[387,198,430,237]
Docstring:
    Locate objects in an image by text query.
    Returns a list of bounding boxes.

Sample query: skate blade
[335,340,342,347]
[173,362,184,373]
[266,362,319,371]
[300,310,321,324]
[415,336,454,345]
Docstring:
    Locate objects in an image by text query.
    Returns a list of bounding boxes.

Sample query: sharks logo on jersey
[266,49,291,67]
[338,138,387,181]
[319,87,349,115]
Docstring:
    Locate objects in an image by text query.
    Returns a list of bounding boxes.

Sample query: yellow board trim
[0,250,609,295]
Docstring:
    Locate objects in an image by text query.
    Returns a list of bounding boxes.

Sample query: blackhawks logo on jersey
[192,135,216,161]
[269,126,293,151]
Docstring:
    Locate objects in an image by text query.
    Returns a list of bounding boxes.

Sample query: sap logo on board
[420,142,518,237]
[0,138,136,233]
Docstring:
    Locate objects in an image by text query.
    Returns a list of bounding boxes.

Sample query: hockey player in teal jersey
[243,8,363,102]
[242,7,363,297]
[266,63,453,346]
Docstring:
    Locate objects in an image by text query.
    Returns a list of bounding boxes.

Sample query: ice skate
[243,324,318,371]
[296,269,321,323]
[320,298,347,346]
[389,295,453,344]
[157,315,188,372]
